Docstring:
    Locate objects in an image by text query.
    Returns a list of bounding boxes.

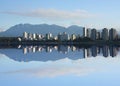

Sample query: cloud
[2,63,96,78]
[2,8,96,20]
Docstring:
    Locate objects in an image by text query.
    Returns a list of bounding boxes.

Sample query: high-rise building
[102,45,108,57]
[91,29,97,40]
[32,33,36,40]
[109,28,117,40]
[86,28,91,38]
[97,32,100,40]
[23,32,28,39]
[83,27,87,37]
[102,28,109,40]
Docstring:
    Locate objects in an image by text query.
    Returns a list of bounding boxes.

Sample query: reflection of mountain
[0,48,84,62]
[0,24,83,37]
[0,45,119,62]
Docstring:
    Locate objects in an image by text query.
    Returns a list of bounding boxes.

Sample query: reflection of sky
[1,54,120,86]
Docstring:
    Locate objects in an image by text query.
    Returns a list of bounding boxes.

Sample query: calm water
[0,45,120,86]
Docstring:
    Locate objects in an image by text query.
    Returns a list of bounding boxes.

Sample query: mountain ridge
[0,24,84,37]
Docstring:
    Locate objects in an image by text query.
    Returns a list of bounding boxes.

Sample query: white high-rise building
[23,32,28,39]
[32,33,36,40]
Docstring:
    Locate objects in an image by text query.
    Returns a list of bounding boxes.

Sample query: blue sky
[0,0,120,30]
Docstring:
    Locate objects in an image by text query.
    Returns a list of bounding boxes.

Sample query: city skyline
[22,28,120,41]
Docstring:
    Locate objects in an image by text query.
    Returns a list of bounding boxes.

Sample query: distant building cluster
[23,31,80,41]
[22,28,119,41]
[83,28,119,41]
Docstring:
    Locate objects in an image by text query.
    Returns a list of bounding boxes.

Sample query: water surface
[0,45,120,86]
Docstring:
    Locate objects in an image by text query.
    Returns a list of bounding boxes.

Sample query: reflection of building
[32,46,36,53]
[83,48,87,58]
[23,47,27,54]
[83,48,93,58]
[46,46,52,52]
[71,46,77,51]
[110,46,117,57]
[102,45,108,57]
[22,45,120,58]
[58,45,70,54]
[91,46,97,57]
[37,46,43,52]
[87,48,92,57]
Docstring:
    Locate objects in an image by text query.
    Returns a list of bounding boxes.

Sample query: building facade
[91,29,97,40]
[102,28,109,40]
[109,28,117,40]
[58,32,70,41]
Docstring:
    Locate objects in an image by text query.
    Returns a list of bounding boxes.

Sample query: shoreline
[0,37,120,46]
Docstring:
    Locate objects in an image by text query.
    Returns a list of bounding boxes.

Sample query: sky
[0,0,120,30]
[1,53,120,86]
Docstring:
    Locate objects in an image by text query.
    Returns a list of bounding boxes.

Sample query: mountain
[0,24,83,37]
[0,48,84,62]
